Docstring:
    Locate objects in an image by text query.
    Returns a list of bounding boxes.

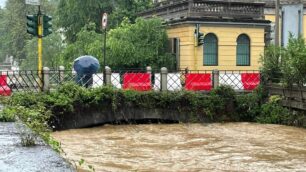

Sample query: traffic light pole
[38,6,43,90]
[26,5,52,91]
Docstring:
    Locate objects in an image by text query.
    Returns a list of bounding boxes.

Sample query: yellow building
[140,0,271,71]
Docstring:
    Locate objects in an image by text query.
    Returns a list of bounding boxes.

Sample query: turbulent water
[52,123,306,172]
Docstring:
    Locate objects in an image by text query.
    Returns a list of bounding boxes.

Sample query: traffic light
[198,32,204,46]
[195,24,204,46]
[42,15,52,37]
[26,15,38,36]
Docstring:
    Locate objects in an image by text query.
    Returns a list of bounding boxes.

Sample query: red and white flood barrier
[0,75,12,96]
[93,72,261,91]
[219,73,260,90]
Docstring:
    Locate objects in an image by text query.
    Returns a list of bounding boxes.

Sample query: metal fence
[0,67,261,95]
[0,70,42,94]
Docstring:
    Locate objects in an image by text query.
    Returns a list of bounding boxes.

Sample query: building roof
[154,0,306,8]
[141,0,269,22]
[220,0,305,7]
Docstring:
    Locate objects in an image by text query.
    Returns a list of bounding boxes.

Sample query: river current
[52,123,306,172]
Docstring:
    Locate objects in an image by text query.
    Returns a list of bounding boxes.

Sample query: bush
[256,95,290,124]
[260,45,283,83]
[0,107,16,122]
[261,36,306,86]
[281,35,306,86]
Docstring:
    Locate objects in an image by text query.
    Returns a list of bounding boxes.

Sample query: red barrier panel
[0,75,7,86]
[241,73,260,90]
[0,75,11,96]
[185,73,212,91]
[123,73,151,91]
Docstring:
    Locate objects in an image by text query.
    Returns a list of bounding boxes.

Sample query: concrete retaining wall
[50,106,211,130]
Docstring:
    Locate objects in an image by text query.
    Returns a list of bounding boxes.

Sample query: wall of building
[264,11,306,42]
[167,24,265,71]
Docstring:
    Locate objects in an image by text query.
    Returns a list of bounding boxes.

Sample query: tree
[56,0,152,43]
[56,0,113,43]
[107,18,175,69]
[58,23,103,69]
[0,0,59,67]
[109,0,152,27]
[21,32,64,70]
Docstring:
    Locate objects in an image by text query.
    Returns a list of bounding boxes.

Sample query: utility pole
[275,0,280,46]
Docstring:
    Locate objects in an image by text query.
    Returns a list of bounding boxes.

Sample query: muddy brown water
[51,123,306,172]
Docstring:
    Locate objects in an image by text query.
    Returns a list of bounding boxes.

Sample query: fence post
[212,69,219,89]
[43,67,50,92]
[59,66,65,83]
[161,67,168,91]
[147,66,152,87]
[105,66,112,86]
[146,66,152,74]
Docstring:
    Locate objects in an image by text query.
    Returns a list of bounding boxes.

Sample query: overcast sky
[0,0,6,8]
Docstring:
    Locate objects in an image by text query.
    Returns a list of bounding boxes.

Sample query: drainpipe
[275,0,280,46]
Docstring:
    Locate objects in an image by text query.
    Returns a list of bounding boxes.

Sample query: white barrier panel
[92,73,103,88]
[154,73,161,90]
[111,73,122,89]
[167,73,182,91]
[219,73,243,90]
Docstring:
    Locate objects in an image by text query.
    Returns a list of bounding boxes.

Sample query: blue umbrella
[73,56,100,87]
[73,55,100,75]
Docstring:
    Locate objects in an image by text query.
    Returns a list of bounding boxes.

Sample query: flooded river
[52,123,306,172]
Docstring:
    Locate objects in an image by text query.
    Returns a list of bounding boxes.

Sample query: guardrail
[0,66,261,95]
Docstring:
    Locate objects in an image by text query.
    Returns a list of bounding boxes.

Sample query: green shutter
[203,34,218,66]
[237,34,250,66]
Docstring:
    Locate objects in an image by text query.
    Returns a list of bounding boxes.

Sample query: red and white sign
[102,13,108,29]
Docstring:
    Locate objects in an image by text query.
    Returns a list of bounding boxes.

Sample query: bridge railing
[0,66,261,95]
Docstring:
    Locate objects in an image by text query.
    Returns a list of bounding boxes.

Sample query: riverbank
[0,122,75,172]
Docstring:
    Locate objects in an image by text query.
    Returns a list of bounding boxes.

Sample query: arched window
[203,33,218,66]
[236,34,250,66]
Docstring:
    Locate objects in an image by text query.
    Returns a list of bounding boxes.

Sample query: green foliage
[4,93,62,151]
[0,107,16,122]
[77,158,96,172]
[21,32,64,69]
[107,18,176,69]
[207,85,237,120]
[56,0,151,43]
[260,45,283,83]
[281,35,306,86]
[109,0,152,27]
[59,23,103,69]
[261,36,306,86]
[0,0,58,62]
[256,95,290,124]
[56,0,113,43]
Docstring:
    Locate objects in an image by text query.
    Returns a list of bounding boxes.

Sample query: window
[236,34,250,66]
[203,33,218,66]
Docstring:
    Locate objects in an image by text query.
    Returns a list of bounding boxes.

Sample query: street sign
[102,13,108,30]
[25,0,40,5]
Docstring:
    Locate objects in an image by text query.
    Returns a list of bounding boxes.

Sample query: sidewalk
[0,122,75,172]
